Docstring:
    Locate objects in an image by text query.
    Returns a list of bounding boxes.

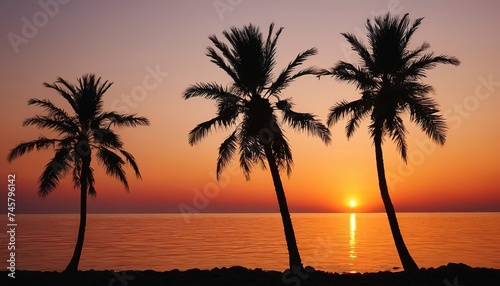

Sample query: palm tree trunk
[63,158,90,273]
[263,144,302,270]
[374,135,419,273]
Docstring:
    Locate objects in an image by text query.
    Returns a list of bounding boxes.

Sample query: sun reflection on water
[349,213,356,259]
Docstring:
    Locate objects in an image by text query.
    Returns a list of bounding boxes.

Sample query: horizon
[3,210,500,215]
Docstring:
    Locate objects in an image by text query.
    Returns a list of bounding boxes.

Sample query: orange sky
[1,1,499,213]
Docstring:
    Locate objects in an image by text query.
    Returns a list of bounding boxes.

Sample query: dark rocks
[0,263,498,286]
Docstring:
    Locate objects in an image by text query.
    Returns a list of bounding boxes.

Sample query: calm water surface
[1,213,499,273]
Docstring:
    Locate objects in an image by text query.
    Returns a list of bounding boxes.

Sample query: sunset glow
[349,200,357,209]
[0,1,499,214]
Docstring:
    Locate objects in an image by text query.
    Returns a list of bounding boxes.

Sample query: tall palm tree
[183,23,331,269]
[321,13,459,272]
[7,74,150,273]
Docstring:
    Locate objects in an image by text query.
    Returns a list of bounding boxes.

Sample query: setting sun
[349,200,357,208]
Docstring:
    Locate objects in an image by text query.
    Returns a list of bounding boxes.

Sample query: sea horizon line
[3,210,499,215]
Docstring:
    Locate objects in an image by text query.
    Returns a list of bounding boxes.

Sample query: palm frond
[331,61,376,90]
[38,147,71,197]
[188,118,218,145]
[99,112,150,128]
[43,77,78,112]
[72,159,82,190]
[237,122,267,180]
[96,147,129,191]
[96,77,113,97]
[119,149,142,179]
[238,136,259,180]
[7,137,58,162]
[73,74,113,125]
[401,15,423,49]
[183,82,240,100]
[23,115,79,135]
[263,22,283,79]
[206,45,240,85]
[216,131,238,180]
[368,118,386,144]
[188,113,236,146]
[185,23,329,183]
[341,32,374,69]
[388,116,408,161]
[407,96,447,145]
[327,98,371,127]
[188,95,240,146]
[271,130,293,177]
[27,98,75,123]
[221,23,270,94]
[12,77,140,198]
[86,167,96,196]
[345,110,368,139]
[90,128,123,148]
[216,95,242,123]
[278,99,331,144]
[405,53,460,79]
[326,12,458,171]
[208,34,238,67]
[267,48,317,96]
[401,42,430,65]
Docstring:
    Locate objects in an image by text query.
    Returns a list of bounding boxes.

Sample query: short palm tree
[184,23,331,269]
[7,74,150,272]
[321,13,459,272]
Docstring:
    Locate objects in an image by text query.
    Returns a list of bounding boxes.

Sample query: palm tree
[7,74,150,273]
[321,13,459,272]
[183,23,331,269]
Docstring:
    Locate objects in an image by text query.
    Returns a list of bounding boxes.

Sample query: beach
[1,263,499,286]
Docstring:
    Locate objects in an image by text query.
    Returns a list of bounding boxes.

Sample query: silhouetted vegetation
[320,13,460,272]
[183,23,331,270]
[5,10,475,280]
[1,263,498,286]
[7,74,150,273]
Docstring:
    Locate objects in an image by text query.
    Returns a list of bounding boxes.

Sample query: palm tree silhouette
[321,13,459,272]
[7,74,150,273]
[184,23,331,269]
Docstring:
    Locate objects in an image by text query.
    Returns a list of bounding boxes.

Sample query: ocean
[1,212,499,273]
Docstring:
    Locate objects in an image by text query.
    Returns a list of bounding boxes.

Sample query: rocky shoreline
[1,263,499,286]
